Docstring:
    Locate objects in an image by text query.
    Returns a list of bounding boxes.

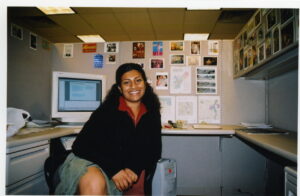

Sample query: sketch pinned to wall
[94,54,103,68]
[186,56,200,66]
[170,66,191,94]
[104,42,119,53]
[153,41,163,56]
[208,41,219,55]
[29,32,37,50]
[11,23,23,40]
[132,42,145,58]
[198,96,221,124]
[196,66,217,95]
[150,58,164,69]
[82,43,96,53]
[191,41,200,54]
[170,41,184,52]
[175,96,198,124]
[156,72,168,90]
[159,96,175,123]
[203,57,217,66]
[106,54,116,64]
[63,44,73,58]
[170,54,185,65]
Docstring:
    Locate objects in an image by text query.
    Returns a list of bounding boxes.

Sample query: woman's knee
[78,166,107,195]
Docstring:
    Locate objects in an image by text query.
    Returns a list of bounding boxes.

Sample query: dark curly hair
[102,63,161,112]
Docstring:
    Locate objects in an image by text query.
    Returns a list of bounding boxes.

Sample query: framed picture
[203,57,217,66]
[170,41,184,52]
[239,34,244,48]
[258,44,265,62]
[191,41,200,54]
[152,41,163,56]
[251,45,258,66]
[29,32,37,50]
[281,20,294,49]
[254,10,261,27]
[247,48,253,67]
[265,32,272,58]
[11,23,23,40]
[272,26,280,54]
[106,54,116,64]
[104,42,119,53]
[170,54,184,65]
[243,31,248,46]
[267,10,277,30]
[239,49,244,70]
[150,58,164,69]
[186,56,200,66]
[257,25,265,44]
[248,30,257,46]
[280,9,294,25]
[243,49,248,69]
[132,42,145,59]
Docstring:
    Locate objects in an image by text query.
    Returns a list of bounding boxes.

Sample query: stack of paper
[240,122,273,129]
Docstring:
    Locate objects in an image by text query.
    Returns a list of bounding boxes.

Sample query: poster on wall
[175,96,198,124]
[191,41,200,54]
[159,96,175,123]
[132,42,145,58]
[106,54,116,64]
[196,66,217,95]
[156,72,168,90]
[11,23,23,40]
[198,96,221,124]
[170,66,191,94]
[82,43,97,53]
[170,41,184,52]
[150,58,164,69]
[63,44,73,58]
[29,32,37,50]
[104,42,119,53]
[208,40,219,55]
[94,54,103,68]
[152,41,163,56]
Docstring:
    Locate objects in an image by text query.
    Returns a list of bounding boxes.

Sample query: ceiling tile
[72,7,113,14]
[127,33,156,41]
[33,26,72,37]
[211,23,245,34]
[209,33,236,40]
[47,35,81,43]
[184,10,221,32]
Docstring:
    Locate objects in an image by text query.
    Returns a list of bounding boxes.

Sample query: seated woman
[55,63,162,195]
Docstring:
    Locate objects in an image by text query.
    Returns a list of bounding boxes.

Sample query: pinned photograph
[208,41,219,55]
[150,58,164,69]
[196,67,217,95]
[133,42,145,58]
[156,72,168,90]
[203,57,217,66]
[29,32,37,50]
[104,42,119,53]
[106,54,116,64]
[191,41,200,54]
[170,41,184,52]
[170,54,185,65]
[153,41,163,56]
[186,56,200,66]
[11,23,23,40]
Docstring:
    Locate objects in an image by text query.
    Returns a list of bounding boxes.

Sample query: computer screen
[52,71,106,123]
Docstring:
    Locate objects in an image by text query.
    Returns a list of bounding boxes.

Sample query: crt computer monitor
[51,71,106,124]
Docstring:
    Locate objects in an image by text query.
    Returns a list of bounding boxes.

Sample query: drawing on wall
[153,41,163,56]
[203,57,217,66]
[150,58,164,69]
[198,96,221,124]
[63,44,73,58]
[156,72,168,90]
[170,41,184,51]
[170,66,191,94]
[11,23,23,40]
[258,44,265,62]
[159,96,175,123]
[132,42,145,58]
[170,54,185,65]
[267,10,277,30]
[29,32,37,50]
[273,26,280,53]
[208,41,219,55]
[281,21,294,49]
[104,42,119,53]
[186,56,200,66]
[176,96,197,124]
[191,41,200,54]
[106,54,116,64]
[280,9,294,25]
[196,66,217,95]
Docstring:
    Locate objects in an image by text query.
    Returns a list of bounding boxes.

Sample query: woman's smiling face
[119,70,146,104]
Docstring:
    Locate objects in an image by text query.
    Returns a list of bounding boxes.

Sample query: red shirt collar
[118,96,147,126]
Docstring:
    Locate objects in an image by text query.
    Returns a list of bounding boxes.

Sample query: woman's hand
[112,169,137,191]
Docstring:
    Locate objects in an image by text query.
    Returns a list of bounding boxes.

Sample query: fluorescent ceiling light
[77,35,106,43]
[38,7,75,15]
[184,33,209,40]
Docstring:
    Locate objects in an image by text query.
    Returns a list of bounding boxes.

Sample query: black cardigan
[72,99,162,181]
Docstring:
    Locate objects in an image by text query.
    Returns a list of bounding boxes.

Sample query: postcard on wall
[198,96,221,124]
[82,43,97,53]
[150,58,164,69]
[104,42,119,53]
[63,44,73,58]
[106,54,116,64]
[132,42,145,59]
[156,72,168,90]
[170,66,191,94]
[159,96,175,123]
[208,41,219,55]
[203,57,217,66]
[11,23,23,40]
[153,41,163,56]
[186,56,200,66]
[175,96,198,124]
[196,66,217,95]
[191,41,200,54]
[29,32,37,50]
[94,54,103,68]
[170,41,184,52]
[170,54,185,65]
